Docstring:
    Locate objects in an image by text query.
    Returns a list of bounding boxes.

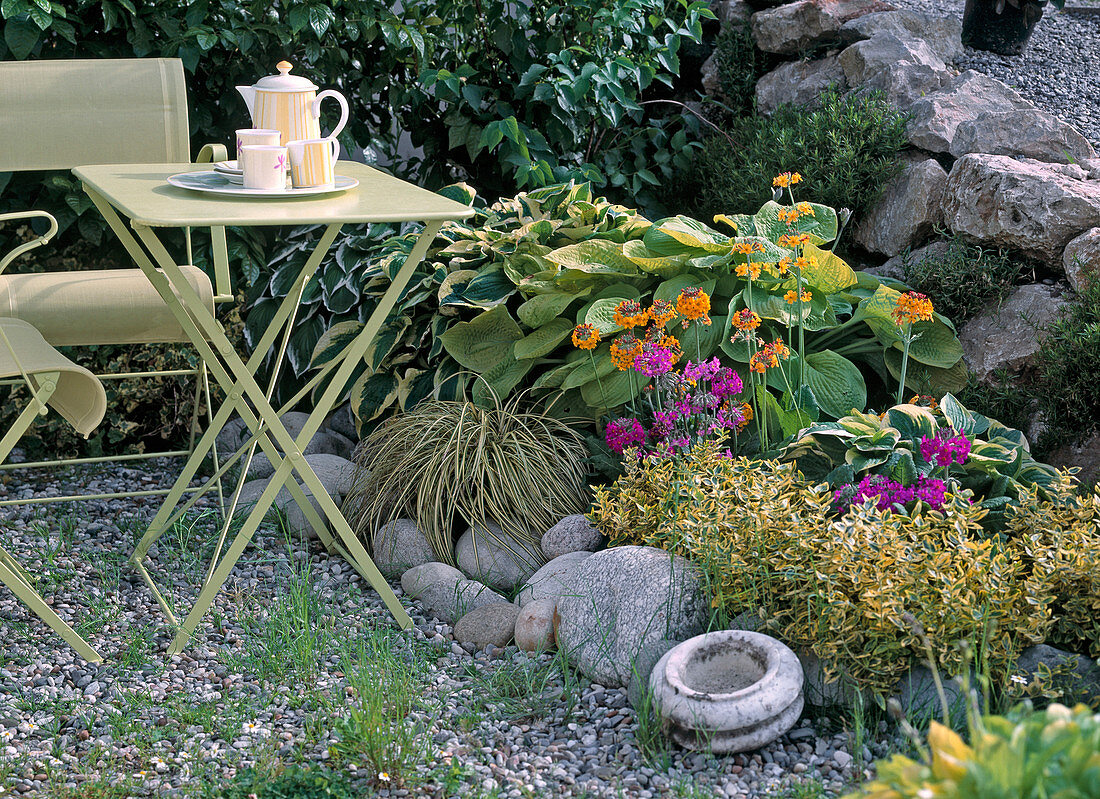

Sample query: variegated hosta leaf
[439,304,523,372]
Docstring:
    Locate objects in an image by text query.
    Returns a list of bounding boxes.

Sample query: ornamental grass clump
[592,439,1100,696]
[343,394,589,566]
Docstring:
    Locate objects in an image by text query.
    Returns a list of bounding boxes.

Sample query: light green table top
[73,161,474,228]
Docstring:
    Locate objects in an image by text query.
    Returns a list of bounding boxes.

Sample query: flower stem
[896,324,912,406]
[589,351,609,411]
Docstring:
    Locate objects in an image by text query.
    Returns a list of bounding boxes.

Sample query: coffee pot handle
[312,90,349,141]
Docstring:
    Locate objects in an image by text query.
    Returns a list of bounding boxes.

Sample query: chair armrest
[196,143,228,164]
[0,211,59,274]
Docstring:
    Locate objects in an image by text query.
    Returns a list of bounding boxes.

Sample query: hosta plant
[314,177,968,431]
[782,393,1060,522]
[342,393,589,568]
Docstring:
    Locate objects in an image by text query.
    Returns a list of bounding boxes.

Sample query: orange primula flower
[777,256,792,275]
[609,334,642,370]
[571,323,599,350]
[735,261,762,281]
[772,172,803,188]
[731,309,761,331]
[657,333,684,363]
[796,202,814,216]
[777,233,811,249]
[647,299,677,327]
[777,207,799,224]
[894,291,935,326]
[613,299,649,329]
[784,289,812,304]
[676,287,711,322]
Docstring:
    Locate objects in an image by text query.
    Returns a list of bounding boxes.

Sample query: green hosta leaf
[350,372,399,422]
[517,292,578,327]
[533,359,581,389]
[472,352,534,404]
[310,320,363,368]
[438,182,477,205]
[743,200,839,245]
[585,297,629,335]
[895,318,964,369]
[581,367,649,410]
[787,243,858,294]
[643,216,732,255]
[439,304,523,372]
[594,283,642,301]
[396,367,436,410]
[622,240,691,277]
[883,348,969,396]
[452,266,515,309]
[543,240,638,273]
[562,349,617,390]
[679,316,727,362]
[653,275,716,304]
[514,318,574,359]
[791,350,868,419]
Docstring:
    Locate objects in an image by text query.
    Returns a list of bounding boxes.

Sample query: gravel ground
[884,0,1100,149]
[0,460,904,798]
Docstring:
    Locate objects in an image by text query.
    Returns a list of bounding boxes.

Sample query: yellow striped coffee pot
[236,61,349,146]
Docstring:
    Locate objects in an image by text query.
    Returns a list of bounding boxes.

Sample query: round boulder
[516,551,591,607]
[400,562,464,599]
[555,545,710,688]
[515,599,557,652]
[454,602,520,650]
[456,522,541,593]
[541,514,604,560]
[417,578,508,625]
[650,630,804,753]
[373,519,435,579]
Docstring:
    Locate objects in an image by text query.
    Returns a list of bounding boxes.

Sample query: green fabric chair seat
[0,317,105,436]
[0,266,213,346]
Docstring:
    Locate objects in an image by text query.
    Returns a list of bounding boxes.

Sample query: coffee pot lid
[253,61,318,92]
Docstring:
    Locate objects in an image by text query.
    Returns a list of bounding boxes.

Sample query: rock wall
[703,0,1100,471]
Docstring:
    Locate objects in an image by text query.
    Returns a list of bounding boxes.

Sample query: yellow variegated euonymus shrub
[591,440,1100,696]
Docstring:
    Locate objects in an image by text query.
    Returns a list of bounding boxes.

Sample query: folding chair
[0,316,107,662]
[0,58,232,506]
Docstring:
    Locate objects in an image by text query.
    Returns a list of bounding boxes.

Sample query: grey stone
[515,599,557,652]
[702,51,722,100]
[950,109,1097,164]
[453,602,520,649]
[847,59,949,111]
[853,157,947,256]
[303,453,355,498]
[1048,432,1100,488]
[400,562,464,598]
[942,154,1100,264]
[457,523,542,593]
[839,10,963,63]
[1063,227,1100,291]
[752,0,895,55]
[907,71,1032,154]
[960,284,1067,381]
[372,519,436,580]
[416,578,509,625]
[650,631,805,753]
[874,239,952,283]
[324,403,358,442]
[542,514,604,560]
[755,56,848,116]
[627,637,682,711]
[555,545,710,688]
[713,0,752,26]
[516,551,592,607]
[215,417,249,457]
[839,33,945,88]
[1015,644,1100,704]
[798,650,871,708]
[279,411,356,459]
[892,665,968,721]
[235,478,330,539]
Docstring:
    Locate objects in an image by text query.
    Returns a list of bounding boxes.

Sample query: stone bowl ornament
[961,0,1061,55]
[650,630,804,753]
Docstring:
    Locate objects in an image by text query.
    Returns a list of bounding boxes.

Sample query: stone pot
[649,630,804,753]
[961,0,1047,55]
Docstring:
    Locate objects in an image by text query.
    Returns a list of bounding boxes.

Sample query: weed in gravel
[632,686,673,770]
[462,651,580,722]
[769,779,830,799]
[208,762,358,799]
[116,623,157,670]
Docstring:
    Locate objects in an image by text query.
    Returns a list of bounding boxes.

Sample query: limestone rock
[627,637,682,711]
[517,551,592,607]
[400,562,464,598]
[453,602,520,650]
[456,522,542,593]
[1062,227,1100,291]
[555,545,710,688]
[950,109,1097,164]
[873,239,952,283]
[701,51,722,99]
[416,578,509,625]
[755,56,848,116]
[907,71,1032,154]
[541,514,604,560]
[372,519,435,579]
[752,0,894,55]
[1015,644,1100,705]
[960,284,1067,381]
[848,60,949,111]
[277,411,356,459]
[713,0,753,26]
[839,33,945,87]
[854,157,947,256]
[324,403,358,442]
[942,154,1100,263]
[236,477,330,539]
[515,599,557,652]
[839,10,963,62]
[1048,432,1100,487]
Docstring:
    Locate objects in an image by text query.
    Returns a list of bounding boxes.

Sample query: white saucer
[167,171,358,198]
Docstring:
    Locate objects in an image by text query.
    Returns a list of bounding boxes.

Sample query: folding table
[73,161,473,653]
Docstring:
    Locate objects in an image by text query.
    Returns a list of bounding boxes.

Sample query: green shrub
[956,371,1034,442]
[712,21,783,113]
[591,439,1100,696]
[1032,276,1100,451]
[902,235,1024,326]
[847,703,1100,799]
[343,395,589,572]
[310,180,968,430]
[686,89,909,226]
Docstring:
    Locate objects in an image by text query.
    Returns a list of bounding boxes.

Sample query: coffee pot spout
[235,85,257,120]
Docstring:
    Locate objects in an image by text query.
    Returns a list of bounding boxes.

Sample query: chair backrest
[0,58,190,172]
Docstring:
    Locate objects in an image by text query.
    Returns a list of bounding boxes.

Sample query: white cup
[240,145,288,191]
[236,129,281,163]
[287,138,340,189]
